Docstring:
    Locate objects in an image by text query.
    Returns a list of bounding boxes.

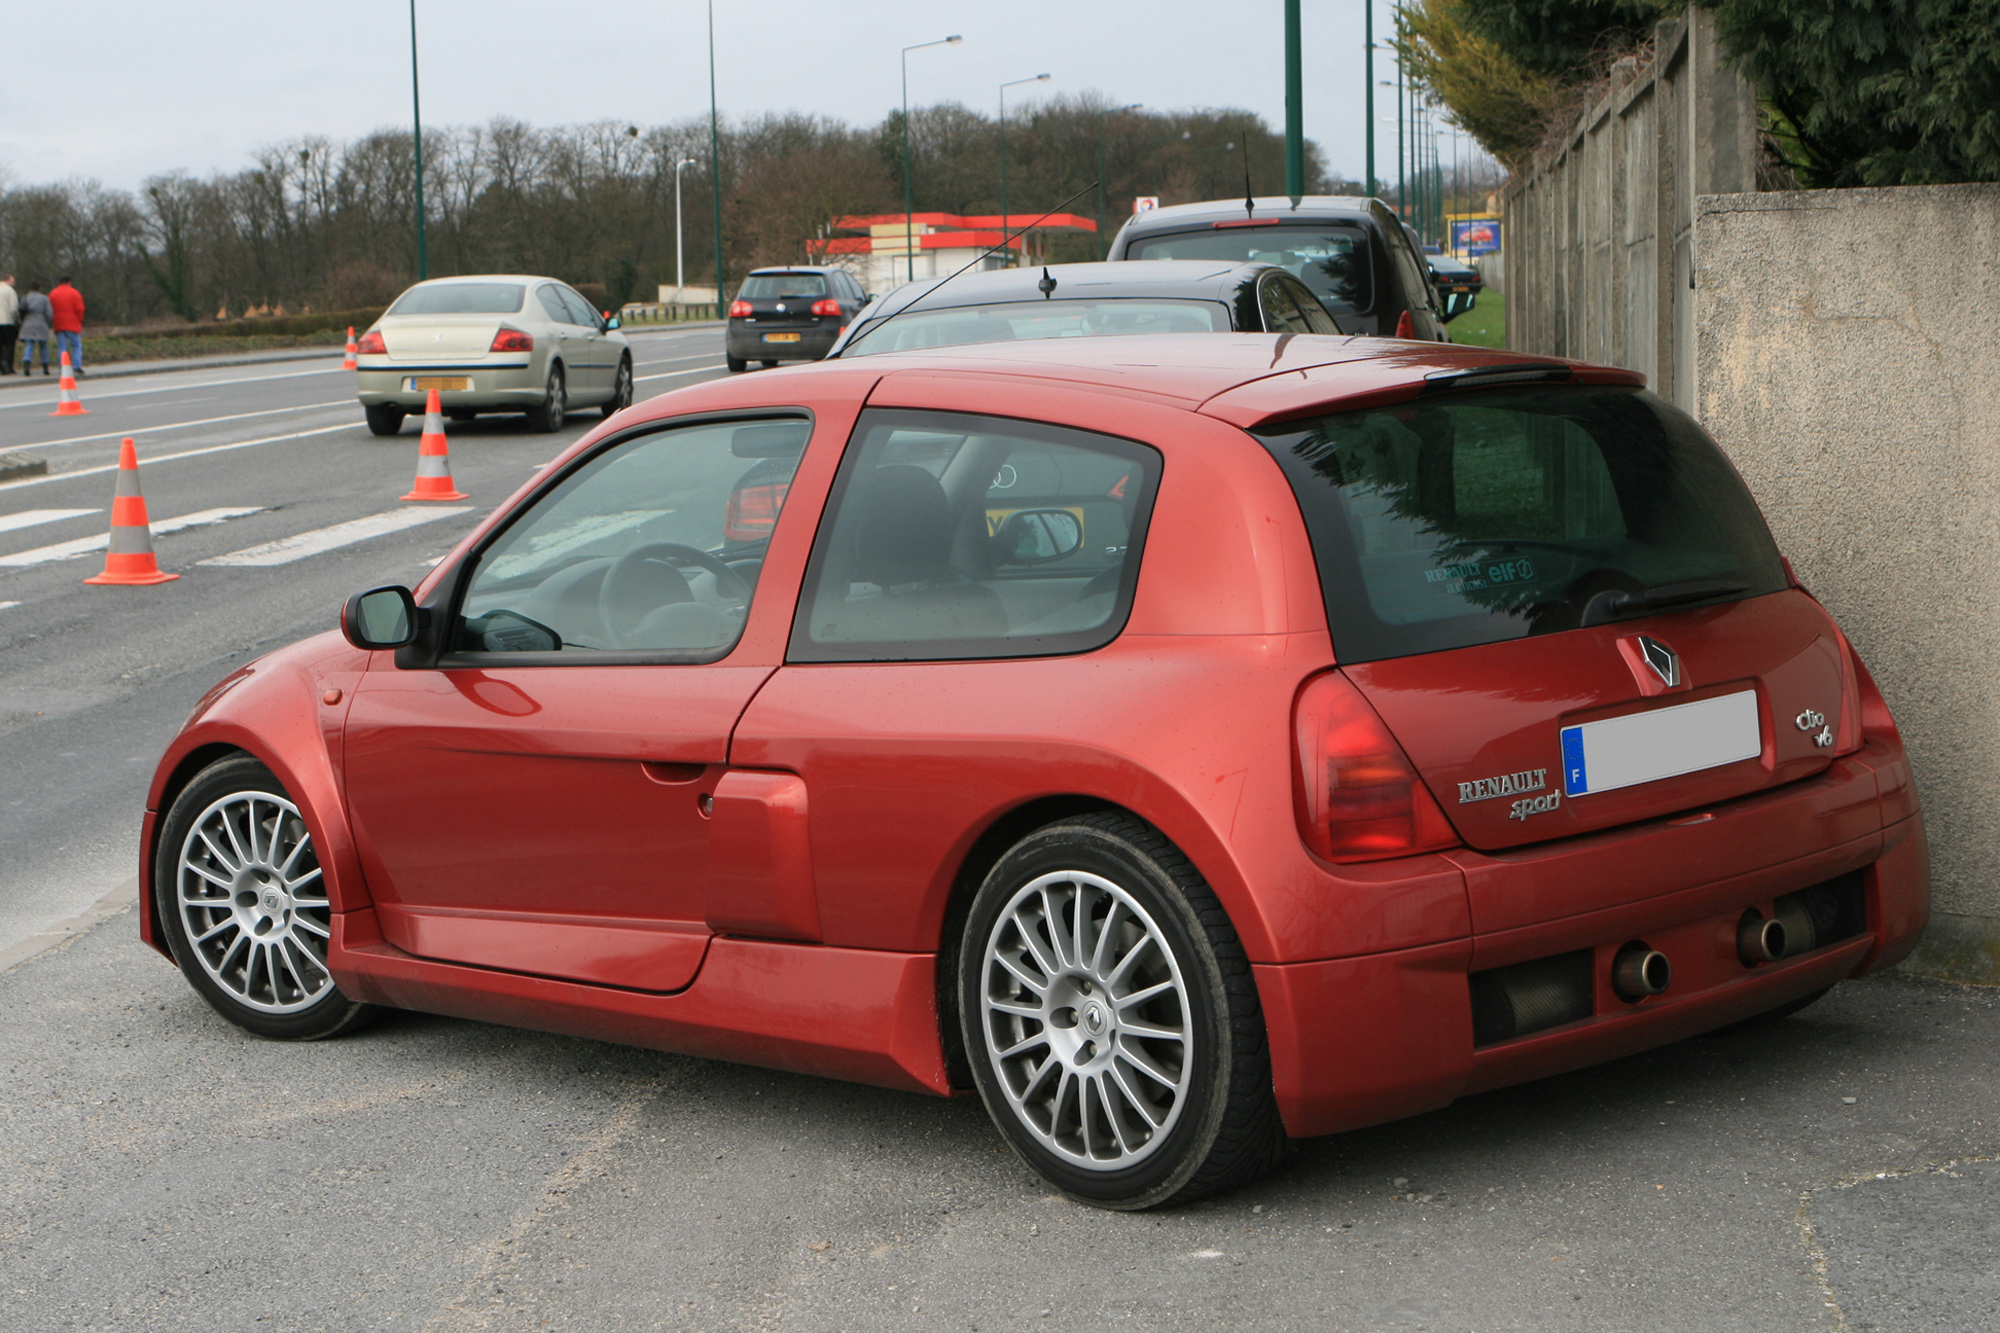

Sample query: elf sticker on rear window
[1425,558,1537,594]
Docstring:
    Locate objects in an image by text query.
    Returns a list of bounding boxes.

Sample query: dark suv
[725,266,871,372]
[1107,196,1445,340]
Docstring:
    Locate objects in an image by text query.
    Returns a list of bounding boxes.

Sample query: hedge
[99,306,388,342]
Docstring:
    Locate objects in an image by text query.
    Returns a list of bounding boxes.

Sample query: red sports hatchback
[141,336,1928,1209]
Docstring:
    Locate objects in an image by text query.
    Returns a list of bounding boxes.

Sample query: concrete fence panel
[1696,183,2000,982]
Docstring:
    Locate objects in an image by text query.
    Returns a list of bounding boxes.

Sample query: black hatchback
[1107,195,1447,340]
[825,260,1339,359]
[725,266,872,371]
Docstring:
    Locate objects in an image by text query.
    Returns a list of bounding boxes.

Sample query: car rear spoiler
[1419,363,1576,394]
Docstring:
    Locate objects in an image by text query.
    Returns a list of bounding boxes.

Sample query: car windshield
[388,283,527,315]
[1252,386,1789,663]
[740,274,828,299]
[841,299,1227,357]
[1125,226,1373,314]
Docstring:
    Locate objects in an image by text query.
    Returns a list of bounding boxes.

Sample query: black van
[1106,196,1447,340]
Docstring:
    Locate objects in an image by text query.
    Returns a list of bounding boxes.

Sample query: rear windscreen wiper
[1580,579,1750,627]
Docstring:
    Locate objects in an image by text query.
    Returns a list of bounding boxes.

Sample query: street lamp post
[674,158,695,306]
[1365,3,1376,197]
[708,0,725,321]
[1098,103,1142,258]
[999,74,1050,269]
[901,36,963,286]
[408,0,426,279]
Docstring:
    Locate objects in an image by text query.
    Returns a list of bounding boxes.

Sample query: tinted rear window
[1253,387,1788,663]
[389,283,526,315]
[741,273,828,299]
[842,299,1227,356]
[1125,225,1372,314]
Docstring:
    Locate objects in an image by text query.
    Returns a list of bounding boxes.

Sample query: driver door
[343,417,810,991]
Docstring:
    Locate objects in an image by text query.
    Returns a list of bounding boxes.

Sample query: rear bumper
[1256,796,1929,1140]
[726,324,839,361]
[356,361,541,410]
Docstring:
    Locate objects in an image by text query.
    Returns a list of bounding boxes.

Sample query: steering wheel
[598,542,751,648]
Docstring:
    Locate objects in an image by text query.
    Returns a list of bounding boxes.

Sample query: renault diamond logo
[1636,635,1680,687]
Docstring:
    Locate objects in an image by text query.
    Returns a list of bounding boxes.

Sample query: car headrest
[854,465,953,587]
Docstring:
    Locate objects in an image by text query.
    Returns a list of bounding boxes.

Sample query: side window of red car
[448,417,809,661]
[788,410,1159,663]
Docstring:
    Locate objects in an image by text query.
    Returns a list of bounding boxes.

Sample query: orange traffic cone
[400,390,468,501]
[342,326,359,370]
[51,351,88,416]
[84,439,180,585]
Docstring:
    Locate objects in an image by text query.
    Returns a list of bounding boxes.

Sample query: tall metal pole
[708,0,725,321]
[1365,2,1376,196]
[674,158,693,302]
[902,37,962,287]
[1396,3,1407,217]
[408,0,427,279]
[1284,0,1304,205]
[999,74,1050,270]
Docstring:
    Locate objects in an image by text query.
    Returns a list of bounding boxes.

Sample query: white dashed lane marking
[0,509,99,535]
[203,507,474,568]
[0,507,265,568]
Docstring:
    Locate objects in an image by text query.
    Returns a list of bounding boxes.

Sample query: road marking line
[0,363,348,411]
[0,423,352,492]
[0,507,265,567]
[0,601,19,611]
[26,400,356,451]
[0,508,99,534]
[636,363,728,383]
[204,506,474,567]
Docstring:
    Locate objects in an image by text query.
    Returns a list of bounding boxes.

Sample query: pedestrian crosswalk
[0,509,98,536]
[0,507,264,568]
[204,507,473,568]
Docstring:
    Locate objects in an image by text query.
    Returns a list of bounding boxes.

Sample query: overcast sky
[8,1,1478,196]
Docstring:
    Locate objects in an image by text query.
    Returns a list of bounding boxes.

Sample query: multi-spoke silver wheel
[175,790,334,1015]
[979,869,1192,1171]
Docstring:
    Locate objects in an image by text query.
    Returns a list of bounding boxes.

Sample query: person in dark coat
[17,280,52,375]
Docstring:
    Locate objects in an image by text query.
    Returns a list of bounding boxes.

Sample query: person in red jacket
[49,274,85,373]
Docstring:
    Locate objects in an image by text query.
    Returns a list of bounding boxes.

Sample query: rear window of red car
[1252,386,1789,663]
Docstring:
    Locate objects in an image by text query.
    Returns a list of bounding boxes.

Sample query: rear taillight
[355,329,387,355]
[1293,671,1459,863]
[1393,309,1415,339]
[810,298,842,317]
[724,481,790,542]
[489,326,533,353]
[729,299,753,318]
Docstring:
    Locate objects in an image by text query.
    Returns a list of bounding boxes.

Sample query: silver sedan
[354,275,634,435]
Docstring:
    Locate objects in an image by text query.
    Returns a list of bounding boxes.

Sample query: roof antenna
[1242,125,1257,218]
[1038,267,1057,299]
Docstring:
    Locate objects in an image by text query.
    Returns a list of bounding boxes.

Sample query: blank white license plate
[1560,690,1760,797]
[406,376,470,392]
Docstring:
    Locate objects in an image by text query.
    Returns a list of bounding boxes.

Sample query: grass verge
[84,329,347,365]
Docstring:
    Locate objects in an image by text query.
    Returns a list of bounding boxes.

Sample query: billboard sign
[1452,219,1502,256]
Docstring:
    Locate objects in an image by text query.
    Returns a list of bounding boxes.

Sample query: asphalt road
[3,330,1997,1331]
[0,326,729,951]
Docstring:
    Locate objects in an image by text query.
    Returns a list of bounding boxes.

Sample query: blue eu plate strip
[1561,725,1589,796]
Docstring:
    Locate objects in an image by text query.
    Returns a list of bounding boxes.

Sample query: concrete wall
[1695,183,2000,982]
[1504,10,1758,412]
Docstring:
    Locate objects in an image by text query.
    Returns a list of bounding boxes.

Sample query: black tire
[725,353,747,373]
[760,360,779,369]
[601,356,634,419]
[529,364,566,433]
[154,755,381,1042]
[364,404,405,436]
[958,812,1285,1209]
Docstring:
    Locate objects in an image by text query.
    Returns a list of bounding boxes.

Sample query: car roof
[644,333,1644,433]
[878,260,1270,312]
[1119,195,1378,231]
[401,274,568,286]
[746,266,845,276]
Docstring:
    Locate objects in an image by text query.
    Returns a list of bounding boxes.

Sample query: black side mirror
[1439,291,1476,323]
[341,585,419,649]
[991,508,1085,564]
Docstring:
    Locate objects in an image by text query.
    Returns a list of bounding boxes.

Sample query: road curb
[0,878,138,975]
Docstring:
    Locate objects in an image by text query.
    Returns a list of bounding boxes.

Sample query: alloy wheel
[979,869,1192,1170]
[174,790,334,1014]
